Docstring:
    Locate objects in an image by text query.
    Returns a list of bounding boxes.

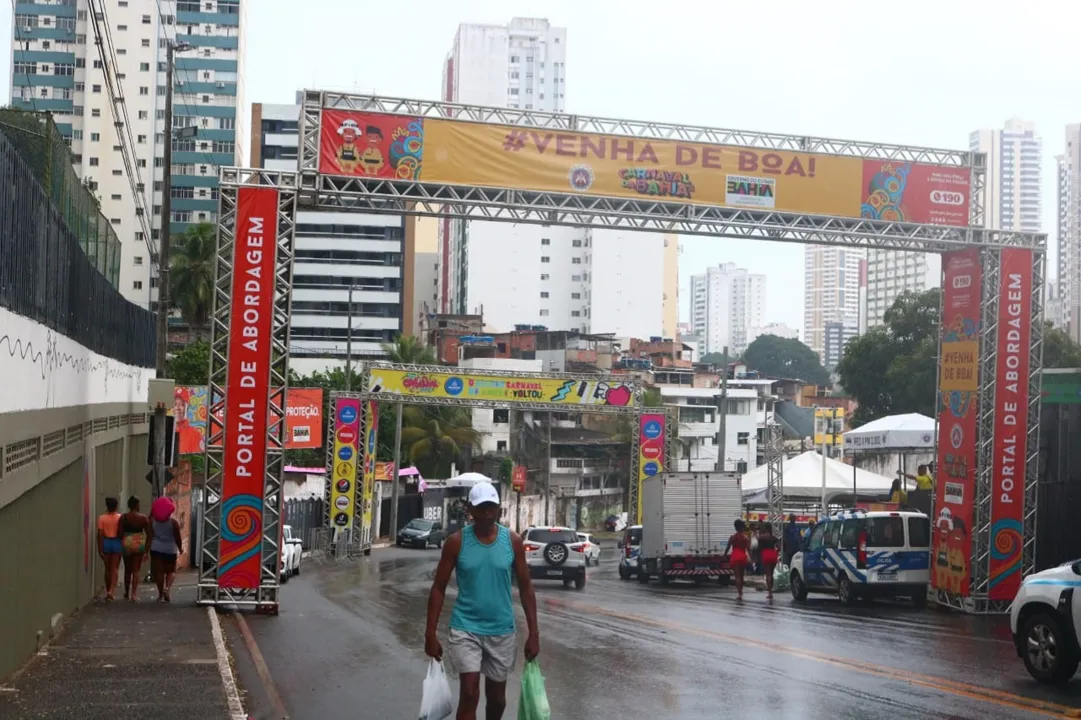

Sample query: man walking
[425,481,539,720]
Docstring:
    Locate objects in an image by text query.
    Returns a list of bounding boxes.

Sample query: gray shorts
[448,628,517,682]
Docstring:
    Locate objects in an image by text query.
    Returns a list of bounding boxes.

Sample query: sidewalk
[0,573,245,720]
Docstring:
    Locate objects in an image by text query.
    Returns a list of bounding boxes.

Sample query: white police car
[789,509,931,605]
[1010,559,1081,684]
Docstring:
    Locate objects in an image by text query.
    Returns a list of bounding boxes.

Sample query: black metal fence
[0,120,154,368]
[284,497,325,550]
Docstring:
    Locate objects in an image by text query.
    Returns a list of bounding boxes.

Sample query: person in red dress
[757,522,780,599]
[725,519,751,600]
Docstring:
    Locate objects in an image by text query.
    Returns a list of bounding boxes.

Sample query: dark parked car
[397,519,445,549]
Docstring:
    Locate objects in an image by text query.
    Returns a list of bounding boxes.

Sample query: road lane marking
[234,611,291,720]
[542,596,1081,718]
[207,607,248,720]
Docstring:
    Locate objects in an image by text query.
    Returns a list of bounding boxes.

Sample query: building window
[92,84,101,93]
[571,311,581,317]
[134,256,144,266]
[90,132,100,141]
[540,256,550,263]
[571,292,580,299]
[88,157,99,166]
[212,140,235,154]
[218,117,235,129]
[140,62,150,71]
[572,239,582,247]
[539,309,549,317]
[737,432,750,445]
[140,86,149,95]
[540,292,549,298]
[133,281,143,290]
[142,38,151,47]
[540,274,549,280]
[541,237,550,245]
[142,14,151,23]
[571,257,582,264]
[138,135,147,143]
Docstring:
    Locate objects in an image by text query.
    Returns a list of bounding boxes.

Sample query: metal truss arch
[198,173,298,612]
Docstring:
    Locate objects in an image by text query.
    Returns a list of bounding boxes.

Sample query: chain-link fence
[0,109,121,288]
[0,113,153,368]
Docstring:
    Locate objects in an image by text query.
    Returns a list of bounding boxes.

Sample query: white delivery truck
[637,471,743,585]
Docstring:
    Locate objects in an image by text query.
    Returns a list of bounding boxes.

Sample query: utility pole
[155,40,192,375]
[714,346,729,473]
[345,284,354,390]
[545,411,552,525]
[389,404,403,543]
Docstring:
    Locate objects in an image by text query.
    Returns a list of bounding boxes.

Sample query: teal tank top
[450,524,515,636]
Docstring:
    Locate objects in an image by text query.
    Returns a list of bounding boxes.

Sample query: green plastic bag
[517,660,551,720]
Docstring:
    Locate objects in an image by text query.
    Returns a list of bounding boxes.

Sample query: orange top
[97,512,121,538]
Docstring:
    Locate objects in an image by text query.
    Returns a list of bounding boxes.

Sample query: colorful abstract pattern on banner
[218,186,279,589]
[360,401,379,535]
[318,109,972,226]
[932,248,982,597]
[367,368,636,408]
[637,414,666,519]
[329,398,361,531]
[172,385,208,455]
[988,248,1033,601]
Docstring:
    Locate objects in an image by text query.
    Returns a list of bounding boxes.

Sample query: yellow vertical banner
[360,400,379,539]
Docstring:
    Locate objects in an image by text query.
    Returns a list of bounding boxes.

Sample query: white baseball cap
[469,481,500,506]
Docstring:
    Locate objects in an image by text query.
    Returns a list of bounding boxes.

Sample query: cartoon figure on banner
[335,119,362,173]
[360,125,386,175]
[173,387,207,455]
[861,162,912,222]
[934,508,969,593]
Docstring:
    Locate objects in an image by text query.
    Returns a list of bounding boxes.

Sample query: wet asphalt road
[232,545,1081,719]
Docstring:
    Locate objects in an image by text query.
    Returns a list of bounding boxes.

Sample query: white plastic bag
[418,659,454,720]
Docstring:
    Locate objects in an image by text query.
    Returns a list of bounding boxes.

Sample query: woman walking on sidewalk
[119,496,150,601]
[149,497,183,603]
[757,522,780,599]
[725,519,751,601]
[96,497,123,600]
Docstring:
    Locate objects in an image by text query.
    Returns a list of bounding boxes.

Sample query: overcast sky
[4,0,1078,329]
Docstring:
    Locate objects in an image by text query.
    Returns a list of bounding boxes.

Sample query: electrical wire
[84,0,156,261]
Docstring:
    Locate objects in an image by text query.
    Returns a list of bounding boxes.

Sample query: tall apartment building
[803,246,864,363]
[689,263,766,355]
[9,0,246,311]
[1057,124,1081,340]
[865,251,939,328]
[441,18,677,338]
[251,97,435,374]
[971,118,1042,234]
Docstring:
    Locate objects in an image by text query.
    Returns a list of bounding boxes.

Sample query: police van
[789,509,931,606]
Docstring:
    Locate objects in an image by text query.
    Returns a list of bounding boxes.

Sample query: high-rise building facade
[865,250,939,328]
[441,18,676,338]
[803,246,864,362]
[250,98,432,374]
[689,263,765,355]
[9,0,246,312]
[970,118,1042,234]
[1057,124,1081,340]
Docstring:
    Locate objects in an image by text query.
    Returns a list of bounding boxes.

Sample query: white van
[789,509,931,606]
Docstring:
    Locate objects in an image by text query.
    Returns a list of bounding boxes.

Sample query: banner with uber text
[318,109,972,226]
[988,248,1033,601]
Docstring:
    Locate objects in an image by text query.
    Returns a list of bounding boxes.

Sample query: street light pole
[345,283,354,390]
[155,40,192,375]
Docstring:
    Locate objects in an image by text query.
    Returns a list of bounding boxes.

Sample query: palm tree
[170,222,217,339]
[381,334,436,364]
[399,405,479,478]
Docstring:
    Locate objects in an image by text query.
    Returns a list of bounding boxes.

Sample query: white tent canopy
[843,413,936,452]
[741,450,896,505]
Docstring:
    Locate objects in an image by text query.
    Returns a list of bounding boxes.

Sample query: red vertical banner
[932,249,982,597]
[637,414,666,520]
[218,187,279,589]
[988,248,1033,600]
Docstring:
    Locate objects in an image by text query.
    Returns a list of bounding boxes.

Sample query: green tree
[169,222,217,339]
[166,339,210,385]
[699,352,729,365]
[743,334,831,386]
[398,405,479,478]
[381,334,436,364]
[837,289,942,426]
[1043,322,1081,368]
[643,386,663,408]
